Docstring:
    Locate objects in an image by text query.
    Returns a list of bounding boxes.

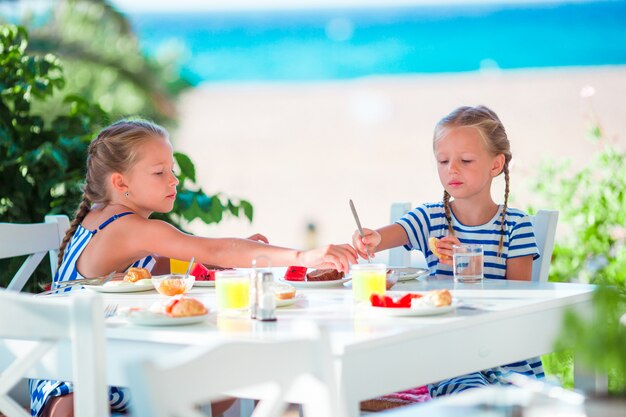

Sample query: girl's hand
[436,235,461,266]
[352,228,380,260]
[298,244,358,274]
[246,233,269,244]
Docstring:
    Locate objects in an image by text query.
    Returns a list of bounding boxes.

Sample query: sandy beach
[174,66,626,254]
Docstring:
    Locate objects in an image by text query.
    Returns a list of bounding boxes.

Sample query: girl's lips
[448,181,463,187]
[166,193,177,199]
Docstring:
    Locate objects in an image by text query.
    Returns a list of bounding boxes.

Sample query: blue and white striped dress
[30,212,155,417]
[396,202,544,397]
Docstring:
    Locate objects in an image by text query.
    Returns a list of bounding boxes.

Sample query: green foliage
[530,105,626,394]
[0,24,253,291]
[8,0,189,126]
[0,24,103,223]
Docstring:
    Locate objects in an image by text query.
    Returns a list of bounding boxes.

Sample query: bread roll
[166,298,207,317]
[124,267,151,283]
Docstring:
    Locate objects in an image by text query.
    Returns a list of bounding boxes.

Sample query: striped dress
[396,202,544,397]
[30,212,155,417]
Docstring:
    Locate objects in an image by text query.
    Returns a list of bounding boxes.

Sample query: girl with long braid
[30,118,357,417]
[352,105,543,396]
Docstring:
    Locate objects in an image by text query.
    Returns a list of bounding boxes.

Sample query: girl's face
[122,136,179,214]
[434,126,504,200]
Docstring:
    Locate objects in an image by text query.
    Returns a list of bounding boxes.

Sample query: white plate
[361,301,457,317]
[390,267,430,281]
[123,311,209,326]
[84,283,155,293]
[193,280,215,287]
[278,277,350,288]
[275,295,306,307]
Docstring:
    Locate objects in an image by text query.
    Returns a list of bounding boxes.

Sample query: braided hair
[434,105,512,256]
[57,119,168,267]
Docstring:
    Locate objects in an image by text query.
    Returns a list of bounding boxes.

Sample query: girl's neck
[450,198,499,227]
[105,202,151,218]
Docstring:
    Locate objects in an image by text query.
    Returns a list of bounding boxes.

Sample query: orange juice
[215,271,250,310]
[170,258,191,274]
[351,264,386,302]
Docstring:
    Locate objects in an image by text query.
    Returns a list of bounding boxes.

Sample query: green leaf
[174,151,196,183]
[240,200,253,222]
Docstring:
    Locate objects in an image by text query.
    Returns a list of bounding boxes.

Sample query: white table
[3,275,594,417]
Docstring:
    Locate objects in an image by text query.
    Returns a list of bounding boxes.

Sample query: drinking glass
[215,270,250,311]
[452,244,484,283]
[351,263,386,302]
[170,258,190,274]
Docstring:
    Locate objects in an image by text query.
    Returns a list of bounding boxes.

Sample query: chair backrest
[0,290,108,417]
[127,323,345,417]
[389,202,412,267]
[0,215,70,291]
[529,210,559,282]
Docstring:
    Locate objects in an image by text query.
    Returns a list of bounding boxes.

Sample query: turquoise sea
[129,1,626,83]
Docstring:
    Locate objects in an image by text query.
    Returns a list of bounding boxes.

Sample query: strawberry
[370,293,384,307]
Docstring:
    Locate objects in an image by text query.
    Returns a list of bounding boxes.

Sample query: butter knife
[36,271,118,296]
[349,199,372,263]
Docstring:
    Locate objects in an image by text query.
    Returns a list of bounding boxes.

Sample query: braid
[498,164,510,256]
[57,195,92,268]
[443,190,455,236]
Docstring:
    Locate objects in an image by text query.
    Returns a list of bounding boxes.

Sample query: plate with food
[281,268,349,288]
[269,281,303,307]
[363,289,456,317]
[84,279,154,293]
[84,267,155,293]
[388,267,430,281]
[121,297,210,326]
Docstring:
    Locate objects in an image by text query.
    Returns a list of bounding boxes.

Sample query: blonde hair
[434,105,511,255]
[57,119,169,267]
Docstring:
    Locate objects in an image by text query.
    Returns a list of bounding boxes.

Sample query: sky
[108,0,597,13]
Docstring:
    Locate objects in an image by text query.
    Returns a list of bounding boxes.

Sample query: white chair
[0,215,70,291]
[529,210,559,282]
[0,289,109,417]
[389,202,412,267]
[126,323,344,417]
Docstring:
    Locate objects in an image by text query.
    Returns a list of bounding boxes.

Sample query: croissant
[123,267,151,283]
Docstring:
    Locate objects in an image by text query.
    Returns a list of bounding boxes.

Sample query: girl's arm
[150,233,270,274]
[129,217,357,272]
[506,255,533,281]
[352,224,409,260]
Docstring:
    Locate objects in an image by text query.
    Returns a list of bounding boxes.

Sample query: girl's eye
[438,160,448,165]
[155,172,164,175]
[462,160,473,163]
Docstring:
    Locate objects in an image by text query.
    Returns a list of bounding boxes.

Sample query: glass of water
[452,244,484,283]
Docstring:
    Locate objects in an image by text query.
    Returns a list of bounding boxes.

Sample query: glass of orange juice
[215,270,250,311]
[170,258,191,274]
[351,263,386,303]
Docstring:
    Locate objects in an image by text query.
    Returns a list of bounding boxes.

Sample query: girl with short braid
[352,105,542,396]
[31,118,357,417]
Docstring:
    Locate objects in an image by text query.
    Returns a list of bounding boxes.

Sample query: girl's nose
[448,160,460,173]
[170,171,180,186]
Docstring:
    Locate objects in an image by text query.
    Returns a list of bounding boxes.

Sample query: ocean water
[129,1,626,83]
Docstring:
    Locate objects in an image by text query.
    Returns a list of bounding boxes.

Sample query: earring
[125,191,129,198]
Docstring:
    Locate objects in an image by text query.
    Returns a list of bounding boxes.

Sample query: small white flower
[580,85,596,98]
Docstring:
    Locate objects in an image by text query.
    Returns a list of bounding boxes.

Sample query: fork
[104,304,118,319]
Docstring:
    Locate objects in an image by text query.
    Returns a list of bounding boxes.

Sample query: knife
[349,199,372,263]
[36,271,118,296]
